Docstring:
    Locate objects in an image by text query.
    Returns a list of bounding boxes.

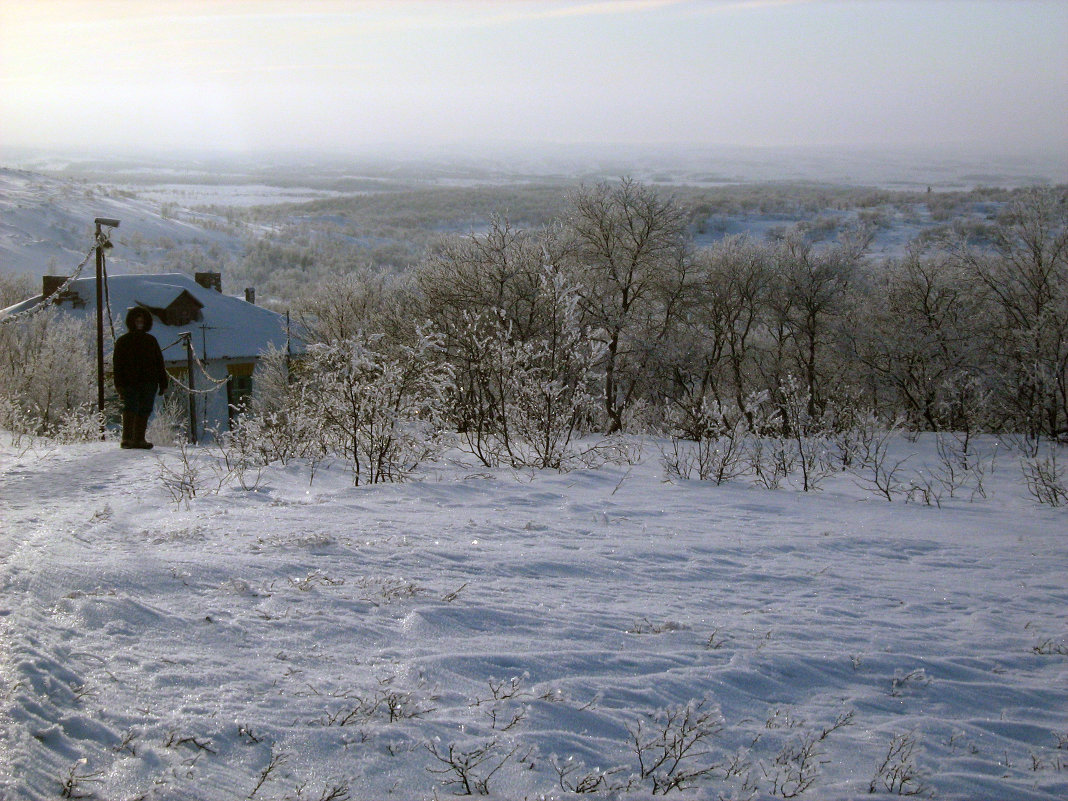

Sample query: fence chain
[166,333,230,396]
[0,237,99,324]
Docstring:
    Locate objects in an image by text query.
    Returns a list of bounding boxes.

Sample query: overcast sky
[1,0,1065,158]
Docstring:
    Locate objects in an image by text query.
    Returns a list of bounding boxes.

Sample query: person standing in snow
[113,306,168,449]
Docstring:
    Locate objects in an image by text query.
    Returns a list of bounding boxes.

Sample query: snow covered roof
[1,273,300,363]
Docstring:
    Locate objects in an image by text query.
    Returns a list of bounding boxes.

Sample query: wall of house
[164,357,256,442]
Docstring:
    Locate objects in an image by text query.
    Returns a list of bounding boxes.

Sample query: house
[2,272,299,440]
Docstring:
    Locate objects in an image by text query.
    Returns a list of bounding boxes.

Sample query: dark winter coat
[113,308,168,393]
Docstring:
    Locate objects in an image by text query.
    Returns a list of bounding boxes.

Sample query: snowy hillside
[0,168,245,279]
[1,435,1065,800]
[6,153,1059,292]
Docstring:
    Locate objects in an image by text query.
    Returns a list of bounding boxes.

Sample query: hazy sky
[1,0,1065,157]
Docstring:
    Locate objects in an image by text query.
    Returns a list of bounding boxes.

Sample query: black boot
[120,411,136,448]
[134,415,154,449]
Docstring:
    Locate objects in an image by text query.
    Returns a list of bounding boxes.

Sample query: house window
[227,363,255,425]
[167,308,194,326]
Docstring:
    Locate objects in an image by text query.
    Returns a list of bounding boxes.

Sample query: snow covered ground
[0,168,247,279]
[0,434,1065,800]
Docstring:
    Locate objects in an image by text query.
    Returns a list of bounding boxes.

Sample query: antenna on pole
[94,217,120,438]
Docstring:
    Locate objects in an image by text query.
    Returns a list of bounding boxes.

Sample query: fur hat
[125,306,154,332]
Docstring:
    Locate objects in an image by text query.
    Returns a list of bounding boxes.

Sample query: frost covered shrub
[493,327,602,470]
[304,329,453,485]
[847,422,911,502]
[445,308,519,466]
[213,334,451,485]
[146,393,187,448]
[222,346,326,467]
[775,375,835,492]
[489,272,603,470]
[52,404,104,443]
[503,272,603,469]
[0,398,35,448]
[0,309,97,438]
[627,697,722,794]
[660,397,753,484]
[658,387,852,490]
[227,408,324,468]
[448,305,603,470]
[1021,443,1068,507]
[746,435,796,490]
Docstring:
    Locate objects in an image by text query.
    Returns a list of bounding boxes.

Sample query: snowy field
[0,435,1065,800]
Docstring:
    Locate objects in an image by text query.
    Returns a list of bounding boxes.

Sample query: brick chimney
[194,272,222,293]
[42,275,66,298]
[244,287,256,305]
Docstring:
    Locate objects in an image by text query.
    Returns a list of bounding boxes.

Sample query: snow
[0,435,1065,800]
[0,168,246,278]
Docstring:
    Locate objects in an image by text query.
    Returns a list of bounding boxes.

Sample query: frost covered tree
[0,272,35,308]
[762,229,862,427]
[952,187,1068,438]
[669,234,774,435]
[849,248,989,431]
[415,219,604,467]
[416,216,567,345]
[563,178,692,433]
[0,309,97,436]
[295,266,412,346]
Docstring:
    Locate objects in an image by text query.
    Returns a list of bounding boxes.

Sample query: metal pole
[94,223,105,438]
[92,217,119,439]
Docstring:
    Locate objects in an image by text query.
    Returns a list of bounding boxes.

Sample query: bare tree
[0,272,35,308]
[763,229,862,426]
[952,187,1068,438]
[295,266,409,345]
[678,234,774,429]
[564,178,692,432]
[849,248,988,431]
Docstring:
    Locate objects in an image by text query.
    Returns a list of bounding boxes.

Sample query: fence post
[182,332,198,444]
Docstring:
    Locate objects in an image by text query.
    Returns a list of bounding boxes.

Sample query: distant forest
[160,180,1043,305]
